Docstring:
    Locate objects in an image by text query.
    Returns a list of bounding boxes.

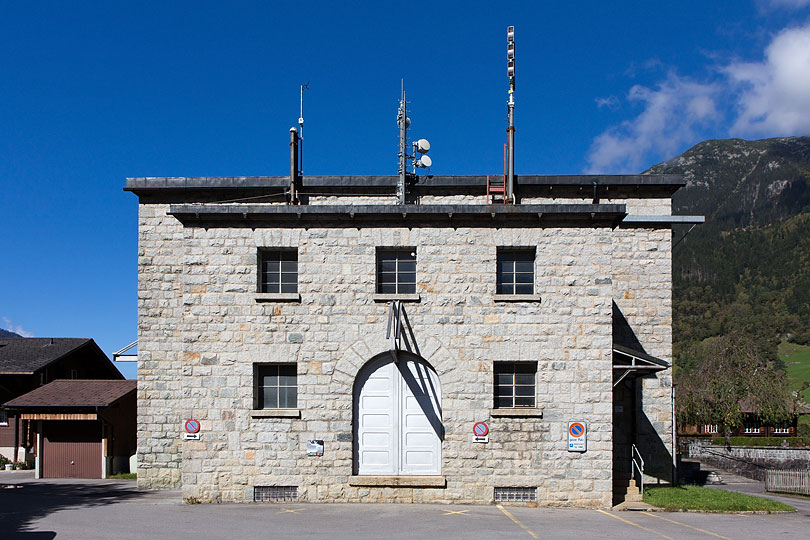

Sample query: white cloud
[595,96,620,110]
[727,23,810,136]
[2,317,34,337]
[586,21,810,173]
[585,74,720,173]
[758,0,810,12]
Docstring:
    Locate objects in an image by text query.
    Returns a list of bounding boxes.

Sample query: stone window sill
[372,294,421,303]
[348,475,446,487]
[494,294,542,303]
[250,409,301,418]
[490,408,543,418]
[255,293,301,303]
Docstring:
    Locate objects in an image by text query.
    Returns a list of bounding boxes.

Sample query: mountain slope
[644,136,810,363]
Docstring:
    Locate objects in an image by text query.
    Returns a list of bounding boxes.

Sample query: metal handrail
[631,444,645,494]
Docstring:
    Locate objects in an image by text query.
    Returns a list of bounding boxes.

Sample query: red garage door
[43,421,102,478]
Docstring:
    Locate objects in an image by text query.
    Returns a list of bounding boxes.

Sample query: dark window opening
[255,364,297,409]
[377,249,416,294]
[497,248,535,295]
[494,362,537,408]
[259,249,298,294]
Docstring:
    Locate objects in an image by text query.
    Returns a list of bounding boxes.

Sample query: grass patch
[108,473,136,479]
[779,341,810,402]
[643,485,795,512]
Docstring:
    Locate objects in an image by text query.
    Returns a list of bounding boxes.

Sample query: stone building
[125,171,700,507]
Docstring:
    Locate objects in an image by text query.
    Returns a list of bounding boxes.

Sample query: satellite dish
[416,155,432,168]
[416,139,430,153]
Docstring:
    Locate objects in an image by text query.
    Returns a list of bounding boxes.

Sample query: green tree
[676,334,794,445]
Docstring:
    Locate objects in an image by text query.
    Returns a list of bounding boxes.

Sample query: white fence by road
[765,469,810,496]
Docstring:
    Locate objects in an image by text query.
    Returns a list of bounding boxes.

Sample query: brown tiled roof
[739,397,810,415]
[0,338,95,374]
[3,379,136,408]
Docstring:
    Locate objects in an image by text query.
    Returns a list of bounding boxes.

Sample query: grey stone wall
[688,443,810,480]
[167,225,613,506]
[135,190,675,507]
[136,203,184,489]
[612,224,674,483]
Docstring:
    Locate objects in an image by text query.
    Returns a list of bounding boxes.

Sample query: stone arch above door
[328,335,456,397]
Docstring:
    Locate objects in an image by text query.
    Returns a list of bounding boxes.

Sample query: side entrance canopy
[612,344,669,387]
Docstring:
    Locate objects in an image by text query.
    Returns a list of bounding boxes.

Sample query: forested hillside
[645,136,810,367]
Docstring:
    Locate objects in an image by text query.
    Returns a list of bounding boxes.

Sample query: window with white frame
[702,424,718,434]
[259,249,298,294]
[254,364,297,409]
[0,407,7,426]
[494,362,537,408]
[773,427,790,434]
[744,425,760,434]
[376,248,416,294]
[496,248,535,295]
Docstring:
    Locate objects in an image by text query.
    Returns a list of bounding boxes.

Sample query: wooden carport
[3,379,136,479]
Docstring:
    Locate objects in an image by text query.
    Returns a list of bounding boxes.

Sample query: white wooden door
[400,359,442,474]
[357,360,397,474]
[356,355,442,475]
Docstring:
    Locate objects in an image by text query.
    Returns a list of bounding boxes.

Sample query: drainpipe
[35,421,42,479]
[672,385,678,485]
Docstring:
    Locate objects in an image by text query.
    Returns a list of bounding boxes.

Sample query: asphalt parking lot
[2,471,809,540]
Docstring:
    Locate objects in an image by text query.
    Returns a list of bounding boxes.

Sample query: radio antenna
[396,80,432,205]
[299,82,309,175]
[506,26,516,203]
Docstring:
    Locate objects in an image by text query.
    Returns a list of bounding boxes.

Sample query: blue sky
[2,1,810,378]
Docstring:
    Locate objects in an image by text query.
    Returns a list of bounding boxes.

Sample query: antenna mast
[299,82,309,176]
[506,26,516,203]
[397,81,408,204]
[396,81,432,205]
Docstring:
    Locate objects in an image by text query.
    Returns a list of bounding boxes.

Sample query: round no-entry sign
[473,422,489,437]
[185,418,200,434]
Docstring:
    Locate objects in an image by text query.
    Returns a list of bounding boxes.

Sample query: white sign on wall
[567,421,586,452]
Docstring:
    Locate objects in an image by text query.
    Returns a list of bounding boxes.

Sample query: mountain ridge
[644,135,810,363]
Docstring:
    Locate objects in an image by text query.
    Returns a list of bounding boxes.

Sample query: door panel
[358,361,396,474]
[42,421,102,478]
[399,359,441,475]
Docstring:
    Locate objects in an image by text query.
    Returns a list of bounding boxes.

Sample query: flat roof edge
[168,203,627,216]
[125,174,686,192]
[622,215,705,224]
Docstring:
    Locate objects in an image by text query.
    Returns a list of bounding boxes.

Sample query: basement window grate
[254,485,299,502]
[494,487,537,503]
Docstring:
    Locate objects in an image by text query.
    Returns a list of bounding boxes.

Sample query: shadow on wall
[612,301,673,486]
[0,476,143,539]
[612,301,644,352]
[635,379,674,485]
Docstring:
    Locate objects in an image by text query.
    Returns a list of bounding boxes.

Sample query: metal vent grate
[254,485,299,502]
[494,487,537,503]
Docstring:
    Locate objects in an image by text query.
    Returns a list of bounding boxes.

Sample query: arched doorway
[353,352,442,476]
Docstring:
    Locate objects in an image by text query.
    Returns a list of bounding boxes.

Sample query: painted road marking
[641,511,733,539]
[596,509,674,540]
[496,504,538,539]
[279,508,303,514]
[441,509,470,516]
